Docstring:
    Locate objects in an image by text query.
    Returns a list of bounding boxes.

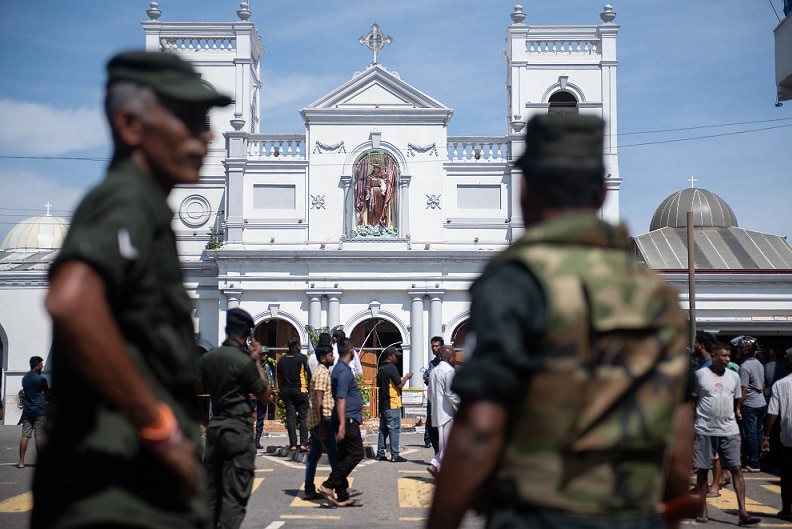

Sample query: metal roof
[0,250,58,273]
[650,188,738,231]
[633,226,792,270]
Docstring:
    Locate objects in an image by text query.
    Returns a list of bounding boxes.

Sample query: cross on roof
[44,202,52,216]
[688,176,698,189]
[358,24,392,65]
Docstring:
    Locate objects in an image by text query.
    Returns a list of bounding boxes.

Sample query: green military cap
[516,114,605,173]
[107,50,232,106]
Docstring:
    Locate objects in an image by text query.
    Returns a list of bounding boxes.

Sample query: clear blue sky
[1,0,790,242]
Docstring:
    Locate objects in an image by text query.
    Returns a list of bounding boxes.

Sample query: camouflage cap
[107,51,232,106]
[516,114,605,173]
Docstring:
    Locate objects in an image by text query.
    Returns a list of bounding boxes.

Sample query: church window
[548,91,578,115]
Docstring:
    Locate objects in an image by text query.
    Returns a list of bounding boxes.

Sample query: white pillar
[408,291,425,389]
[308,294,321,329]
[327,291,342,329]
[427,290,444,341]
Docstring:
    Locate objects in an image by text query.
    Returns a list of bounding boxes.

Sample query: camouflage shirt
[454,212,688,517]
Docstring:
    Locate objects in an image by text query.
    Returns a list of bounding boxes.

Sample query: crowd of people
[12,49,792,529]
[692,331,792,523]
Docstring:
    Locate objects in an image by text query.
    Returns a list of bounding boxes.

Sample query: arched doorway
[450,320,470,365]
[349,319,403,385]
[253,318,301,420]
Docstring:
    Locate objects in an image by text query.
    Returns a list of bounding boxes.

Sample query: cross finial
[44,202,52,216]
[358,24,392,65]
[688,176,698,189]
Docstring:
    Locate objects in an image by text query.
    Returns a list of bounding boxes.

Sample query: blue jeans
[740,404,766,469]
[304,420,338,494]
[377,408,402,458]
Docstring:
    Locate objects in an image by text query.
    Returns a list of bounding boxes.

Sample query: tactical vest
[493,213,688,515]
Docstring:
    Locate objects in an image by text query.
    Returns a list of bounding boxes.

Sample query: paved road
[0,424,789,529]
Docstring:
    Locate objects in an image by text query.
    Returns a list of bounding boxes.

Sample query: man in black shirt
[277,336,311,451]
[376,346,412,462]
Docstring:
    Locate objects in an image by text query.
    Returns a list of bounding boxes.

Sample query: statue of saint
[354,155,398,235]
[365,164,389,226]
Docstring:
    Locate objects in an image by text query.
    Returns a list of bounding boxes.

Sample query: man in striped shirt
[762,349,792,521]
[303,335,337,500]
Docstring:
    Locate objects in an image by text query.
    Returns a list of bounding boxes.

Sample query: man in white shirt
[426,345,460,478]
[694,342,760,525]
[307,329,363,377]
[762,349,792,521]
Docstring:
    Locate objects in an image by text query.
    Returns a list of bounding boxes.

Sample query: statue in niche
[353,152,398,237]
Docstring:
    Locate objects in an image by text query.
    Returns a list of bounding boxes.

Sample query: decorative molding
[407,142,438,157]
[313,140,346,154]
[178,195,212,228]
[310,194,326,209]
[426,194,441,210]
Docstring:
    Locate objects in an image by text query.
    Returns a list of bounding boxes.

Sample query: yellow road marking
[401,517,426,521]
[281,514,340,520]
[0,491,32,513]
[707,485,778,515]
[289,475,355,507]
[398,475,434,508]
[252,477,265,494]
[255,468,274,473]
[761,483,782,494]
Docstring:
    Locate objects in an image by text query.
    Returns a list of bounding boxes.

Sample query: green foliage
[356,374,371,419]
[304,325,329,347]
[205,226,222,250]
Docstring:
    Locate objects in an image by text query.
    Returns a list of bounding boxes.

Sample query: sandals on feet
[695,516,708,523]
[738,515,761,526]
[303,492,323,501]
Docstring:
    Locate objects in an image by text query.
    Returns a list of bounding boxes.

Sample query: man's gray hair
[104,80,157,124]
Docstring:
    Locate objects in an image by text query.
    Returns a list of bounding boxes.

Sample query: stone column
[223,289,242,310]
[427,289,445,341]
[408,291,425,389]
[307,292,322,330]
[399,174,411,237]
[325,290,343,329]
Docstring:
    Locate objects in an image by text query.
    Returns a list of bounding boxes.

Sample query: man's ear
[113,108,145,148]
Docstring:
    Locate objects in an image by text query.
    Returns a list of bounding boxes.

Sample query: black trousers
[281,389,309,447]
[324,418,364,502]
[781,444,792,513]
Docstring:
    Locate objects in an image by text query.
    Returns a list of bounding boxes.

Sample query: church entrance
[349,318,403,415]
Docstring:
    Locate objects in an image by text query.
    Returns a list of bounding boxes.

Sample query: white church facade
[1,3,791,423]
[159,3,622,393]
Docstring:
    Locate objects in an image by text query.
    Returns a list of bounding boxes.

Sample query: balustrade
[246,134,307,160]
[446,136,509,162]
[525,39,598,55]
[160,37,237,50]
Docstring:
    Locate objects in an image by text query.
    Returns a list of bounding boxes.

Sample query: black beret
[227,308,255,330]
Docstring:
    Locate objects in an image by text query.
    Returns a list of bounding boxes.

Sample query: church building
[1,3,790,423]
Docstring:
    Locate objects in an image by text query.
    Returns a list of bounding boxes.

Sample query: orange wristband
[138,403,178,443]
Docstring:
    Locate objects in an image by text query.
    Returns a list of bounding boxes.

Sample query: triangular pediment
[305,64,450,111]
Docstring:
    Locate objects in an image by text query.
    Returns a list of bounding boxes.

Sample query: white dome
[1,213,69,251]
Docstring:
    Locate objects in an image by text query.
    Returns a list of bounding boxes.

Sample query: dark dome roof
[650,188,738,231]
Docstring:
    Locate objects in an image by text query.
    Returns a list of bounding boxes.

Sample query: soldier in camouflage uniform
[427,114,691,529]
